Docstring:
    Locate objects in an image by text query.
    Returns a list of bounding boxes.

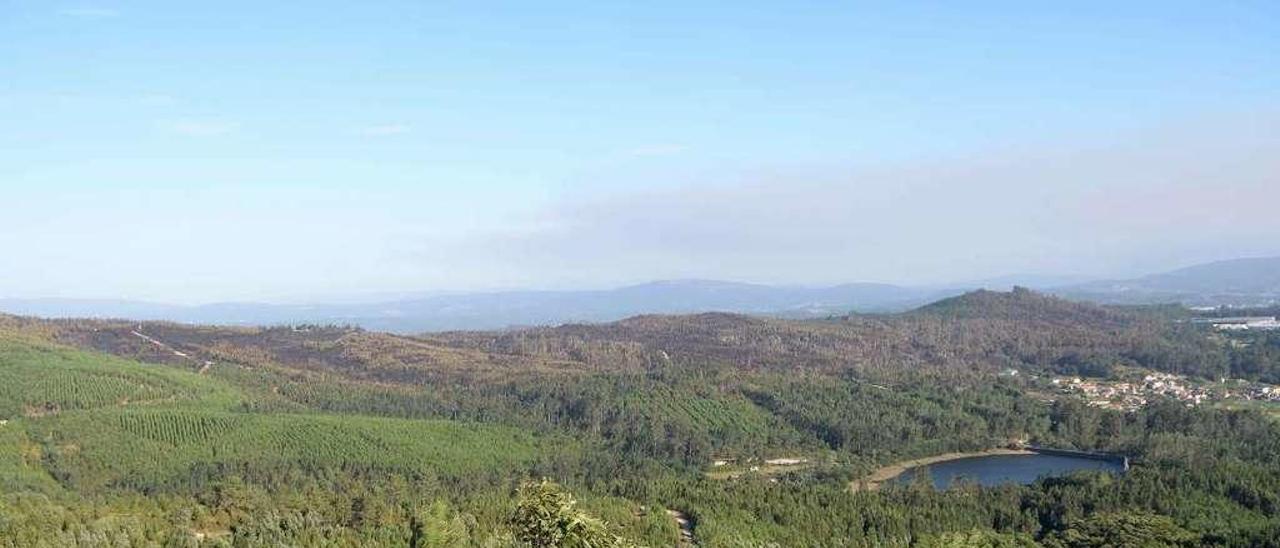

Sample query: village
[1048,371,1280,411]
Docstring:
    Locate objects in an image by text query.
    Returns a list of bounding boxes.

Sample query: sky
[2,1,1278,303]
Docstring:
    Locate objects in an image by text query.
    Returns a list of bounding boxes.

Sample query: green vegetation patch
[32,408,557,492]
[622,382,776,439]
[0,336,239,418]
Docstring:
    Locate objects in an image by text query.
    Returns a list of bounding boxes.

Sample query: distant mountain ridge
[1054,256,1280,306]
[0,280,951,333]
[4,256,1276,331]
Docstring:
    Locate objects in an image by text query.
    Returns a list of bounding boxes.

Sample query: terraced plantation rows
[117,411,240,444]
[0,338,209,418]
[0,338,563,494]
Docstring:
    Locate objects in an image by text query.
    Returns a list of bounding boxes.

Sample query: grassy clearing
[704,460,816,480]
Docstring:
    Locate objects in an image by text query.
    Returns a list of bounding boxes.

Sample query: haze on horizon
[3,2,1278,304]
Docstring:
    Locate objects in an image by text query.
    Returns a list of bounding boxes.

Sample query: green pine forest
[2,289,1280,546]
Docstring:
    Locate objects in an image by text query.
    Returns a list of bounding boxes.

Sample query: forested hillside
[432,288,1238,380]
[2,290,1279,546]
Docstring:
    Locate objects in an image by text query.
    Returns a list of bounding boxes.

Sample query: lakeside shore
[850,448,1035,492]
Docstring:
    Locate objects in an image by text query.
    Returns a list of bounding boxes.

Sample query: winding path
[131,327,215,373]
[666,509,696,546]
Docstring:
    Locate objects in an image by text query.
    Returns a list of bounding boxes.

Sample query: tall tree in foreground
[512,479,637,548]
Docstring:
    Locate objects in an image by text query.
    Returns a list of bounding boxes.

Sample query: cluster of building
[1191,316,1280,331]
[1243,383,1280,402]
[1052,373,1208,410]
[1050,372,1280,411]
[1051,374,1186,410]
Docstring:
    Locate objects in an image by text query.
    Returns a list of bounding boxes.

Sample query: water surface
[897,453,1124,489]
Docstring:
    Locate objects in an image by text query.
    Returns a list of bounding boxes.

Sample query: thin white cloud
[359,124,412,137]
[413,112,1280,286]
[158,119,239,137]
[59,7,119,18]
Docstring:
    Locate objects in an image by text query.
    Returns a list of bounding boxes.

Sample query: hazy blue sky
[3,1,1278,303]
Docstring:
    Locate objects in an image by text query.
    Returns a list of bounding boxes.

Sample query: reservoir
[896,452,1126,489]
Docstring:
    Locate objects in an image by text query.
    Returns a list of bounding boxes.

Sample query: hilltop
[912,287,1131,326]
